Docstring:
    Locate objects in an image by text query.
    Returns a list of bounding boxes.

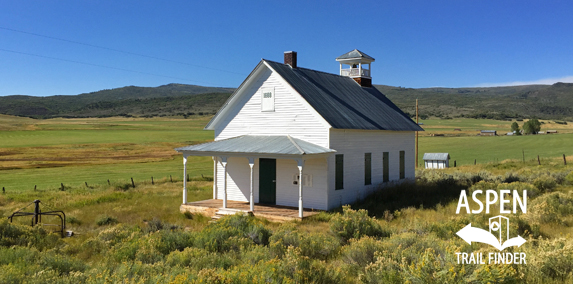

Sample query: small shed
[423,153,450,169]
[480,130,497,136]
[547,130,557,134]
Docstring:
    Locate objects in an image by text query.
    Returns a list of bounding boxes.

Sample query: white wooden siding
[327,129,415,210]
[216,157,249,202]
[275,158,327,210]
[214,67,330,148]
[215,157,328,210]
[425,160,448,169]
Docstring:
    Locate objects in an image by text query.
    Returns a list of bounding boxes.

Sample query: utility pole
[416,99,419,168]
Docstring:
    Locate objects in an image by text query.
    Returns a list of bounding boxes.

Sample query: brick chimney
[284,51,297,68]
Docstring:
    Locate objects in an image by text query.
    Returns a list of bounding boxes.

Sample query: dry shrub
[329,206,390,244]
[532,175,557,192]
[526,192,573,225]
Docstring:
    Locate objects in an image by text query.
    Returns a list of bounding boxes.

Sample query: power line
[0,26,244,76]
[0,48,221,86]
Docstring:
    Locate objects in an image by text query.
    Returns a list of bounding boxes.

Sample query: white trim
[297,159,304,218]
[261,87,275,112]
[248,157,255,212]
[213,156,218,199]
[179,151,334,160]
[220,157,228,208]
[183,155,188,204]
[205,61,267,130]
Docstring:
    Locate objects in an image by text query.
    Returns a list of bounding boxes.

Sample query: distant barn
[480,130,497,136]
[423,153,450,169]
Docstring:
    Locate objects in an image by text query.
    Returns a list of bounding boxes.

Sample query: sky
[1,0,573,96]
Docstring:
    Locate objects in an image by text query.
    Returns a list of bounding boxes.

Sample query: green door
[259,158,276,205]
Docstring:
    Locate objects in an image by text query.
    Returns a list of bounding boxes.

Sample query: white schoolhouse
[176,50,423,218]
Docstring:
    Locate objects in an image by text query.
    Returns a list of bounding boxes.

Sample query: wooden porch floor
[180,199,321,222]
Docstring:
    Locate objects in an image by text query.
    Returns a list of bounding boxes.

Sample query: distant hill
[377,83,573,120]
[1,82,572,120]
[0,84,234,118]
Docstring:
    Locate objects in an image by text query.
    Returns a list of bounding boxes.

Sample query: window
[399,150,405,179]
[261,88,275,112]
[293,174,312,187]
[364,153,371,185]
[335,154,344,190]
[383,152,389,182]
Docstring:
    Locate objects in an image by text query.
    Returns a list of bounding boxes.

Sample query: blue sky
[1,0,573,96]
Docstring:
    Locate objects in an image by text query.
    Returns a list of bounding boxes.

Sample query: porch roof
[422,153,450,161]
[175,135,336,157]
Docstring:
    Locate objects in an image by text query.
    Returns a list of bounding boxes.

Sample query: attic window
[261,88,275,112]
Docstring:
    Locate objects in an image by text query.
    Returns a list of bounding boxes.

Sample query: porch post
[183,155,188,204]
[213,156,218,199]
[297,159,304,218]
[248,157,255,212]
[221,157,228,209]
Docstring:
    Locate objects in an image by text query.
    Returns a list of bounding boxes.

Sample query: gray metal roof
[423,153,450,161]
[265,60,423,131]
[175,135,335,156]
[336,49,375,61]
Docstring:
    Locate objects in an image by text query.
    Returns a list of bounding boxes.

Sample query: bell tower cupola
[336,49,375,87]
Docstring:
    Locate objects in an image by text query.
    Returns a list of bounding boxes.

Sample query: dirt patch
[0,142,181,170]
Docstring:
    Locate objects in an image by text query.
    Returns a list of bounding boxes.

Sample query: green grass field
[0,115,214,192]
[418,133,573,166]
[1,114,573,283]
[1,115,572,191]
[416,118,573,166]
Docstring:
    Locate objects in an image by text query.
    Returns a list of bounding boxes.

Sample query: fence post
[85,182,88,187]
[151,177,154,185]
[131,178,135,188]
[187,174,189,182]
[454,160,456,167]
[107,179,110,185]
[60,183,65,191]
[34,185,37,191]
[2,187,4,194]
[170,175,173,182]
[474,159,476,165]
[537,155,541,165]
[564,154,567,165]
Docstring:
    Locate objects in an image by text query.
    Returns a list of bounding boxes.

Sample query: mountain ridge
[1,82,572,120]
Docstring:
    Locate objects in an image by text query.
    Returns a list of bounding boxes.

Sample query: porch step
[216,208,252,216]
[210,208,253,222]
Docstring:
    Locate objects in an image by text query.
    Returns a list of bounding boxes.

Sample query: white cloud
[478,76,573,87]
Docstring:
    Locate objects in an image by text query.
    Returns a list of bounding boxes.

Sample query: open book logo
[456,215,526,251]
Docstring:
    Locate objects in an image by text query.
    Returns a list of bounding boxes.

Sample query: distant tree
[510,121,521,135]
[523,118,541,134]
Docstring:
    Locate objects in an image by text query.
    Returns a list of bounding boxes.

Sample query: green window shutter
[335,154,344,190]
[365,153,371,185]
[383,152,389,182]
[399,151,405,179]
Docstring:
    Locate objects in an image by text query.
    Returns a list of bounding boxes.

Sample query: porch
[175,135,336,219]
[181,199,321,222]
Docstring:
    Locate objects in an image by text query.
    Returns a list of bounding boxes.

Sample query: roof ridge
[263,59,343,78]
[287,135,305,155]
